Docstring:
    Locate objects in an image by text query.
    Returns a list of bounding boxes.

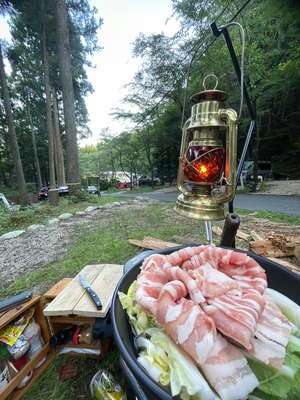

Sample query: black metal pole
[210,21,256,213]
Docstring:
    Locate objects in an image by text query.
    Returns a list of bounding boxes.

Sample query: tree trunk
[27,105,42,190]
[41,1,59,205]
[0,41,30,206]
[55,0,81,195]
[52,87,66,186]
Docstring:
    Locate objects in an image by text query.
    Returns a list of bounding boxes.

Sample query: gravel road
[0,199,152,296]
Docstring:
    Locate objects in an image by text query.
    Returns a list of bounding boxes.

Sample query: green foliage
[1,0,300,207]
[0,0,101,189]
[26,181,38,193]
[69,189,88,203]
[0,210,12,232]
[112,0,300,179]
[8,209,34,225]
[99,179,111,191]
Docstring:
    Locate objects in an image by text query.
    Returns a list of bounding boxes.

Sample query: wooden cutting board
[43,264,123,318]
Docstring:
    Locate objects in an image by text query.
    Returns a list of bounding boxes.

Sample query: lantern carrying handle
[203,74,218,91]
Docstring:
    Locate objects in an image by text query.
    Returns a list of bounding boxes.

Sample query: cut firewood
[249,240,295,258]
[250,230,265,241]
[295,246,300,262]
[268,233,300,252]
[128,236,179,250]
[212,226,223,236]
[250,233,300,259]
[236,230,251,241]
[267,257,300,276]
[214,227,251,241]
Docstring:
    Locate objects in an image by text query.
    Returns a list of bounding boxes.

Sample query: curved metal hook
[203,74,218,91]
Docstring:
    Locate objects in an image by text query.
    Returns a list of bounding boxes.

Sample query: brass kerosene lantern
[175,75,238,221]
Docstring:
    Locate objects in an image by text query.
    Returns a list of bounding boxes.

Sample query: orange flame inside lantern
[183,145,225,184]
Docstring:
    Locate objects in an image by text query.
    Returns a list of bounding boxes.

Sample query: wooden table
[43,263,124,318]
[43,263,124,360]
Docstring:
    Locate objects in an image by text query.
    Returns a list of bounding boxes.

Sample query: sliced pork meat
[200,334,259,400]
[247,294,292,368]
[134,245,291,400]
[155,281,217,364]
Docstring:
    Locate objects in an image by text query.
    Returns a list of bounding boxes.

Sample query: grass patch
[0,202,207,298]
[2,196,299,399]
[235,208,300,225]
[22,345,123,400]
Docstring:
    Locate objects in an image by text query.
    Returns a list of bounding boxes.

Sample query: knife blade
[78,274,102,310]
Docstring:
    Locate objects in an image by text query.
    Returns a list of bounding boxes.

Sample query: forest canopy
[0,0,299,203]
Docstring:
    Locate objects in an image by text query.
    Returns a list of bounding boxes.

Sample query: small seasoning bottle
[23,318,46,369]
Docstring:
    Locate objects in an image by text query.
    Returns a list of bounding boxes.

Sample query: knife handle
[0,290,32,312]
[86,287,102,310]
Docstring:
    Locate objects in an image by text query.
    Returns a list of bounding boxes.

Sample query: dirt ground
[0,181,299,296]
[257,179,300,196]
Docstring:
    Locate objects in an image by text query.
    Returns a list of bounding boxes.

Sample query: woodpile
[128,232,300,276]
[249,233,300,275]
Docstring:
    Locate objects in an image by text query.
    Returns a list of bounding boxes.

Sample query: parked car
[137,176,161,187]
[58,185,69,196]
[85,185,99,194]
[38,187,49,200]
[242,161,273,182]
[38,185,69,200]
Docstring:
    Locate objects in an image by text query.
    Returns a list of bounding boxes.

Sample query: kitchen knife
[78,274,102,310]
[0,290,32,312]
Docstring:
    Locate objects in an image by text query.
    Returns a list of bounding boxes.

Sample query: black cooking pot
[111,246,300,399]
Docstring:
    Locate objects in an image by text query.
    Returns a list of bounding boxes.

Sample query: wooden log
[128,236,179,250]
[250,230,265,241]
[268,233,300,252]
[249,240,295,258]
[236,230,251,241]
[212,226,223,236]
[295,246,300,262]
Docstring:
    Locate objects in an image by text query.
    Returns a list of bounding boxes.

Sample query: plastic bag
[90,370,126,400]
